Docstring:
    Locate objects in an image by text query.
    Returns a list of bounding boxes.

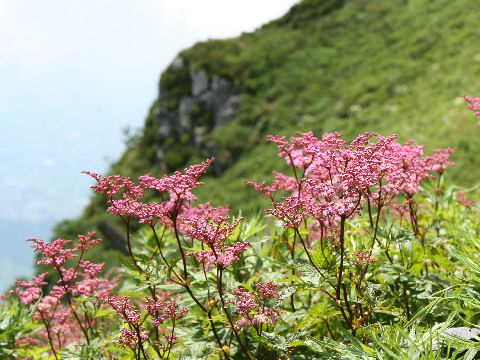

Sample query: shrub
[6,97,480,358]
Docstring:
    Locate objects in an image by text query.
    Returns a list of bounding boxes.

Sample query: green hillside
[53,0,480,257]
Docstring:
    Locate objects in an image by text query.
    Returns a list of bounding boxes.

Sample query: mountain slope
[54,0,480,247]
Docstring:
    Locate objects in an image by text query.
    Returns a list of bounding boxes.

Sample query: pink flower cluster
[103,294,188,351]
[117,327,149,350]
[103,295,142,324]
[10,273,47,305]
[10,232,118,353]
[185,214,251,270]
[32,297,83,347]
[84,159,254,354]
[28,232,101,267]
[352,251,376,265]
[257,281,280,299]
[228,282,280,330]
[247,132,456,232]
[86,159,251,273]
[228,288,257,315]
[457,191,476,208]
[463,94,480,123]
[427,148,457,175]
[25,233,116,302]
[83,159,214,226]
[146,297,189,327]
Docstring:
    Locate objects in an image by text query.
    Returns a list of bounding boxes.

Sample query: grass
[50,0,480,267]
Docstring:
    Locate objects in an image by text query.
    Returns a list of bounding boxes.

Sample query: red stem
[40,313,59,360]
[217,268,253,360]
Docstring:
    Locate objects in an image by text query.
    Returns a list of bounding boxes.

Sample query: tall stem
[434,174,442,213]
[296,230,336,291]
[165,318,176,359]
[57,269,90,345]
[150,225,182,283]
[134,324,147,359]
[182,283,226,353]
[217,268,253,360]
[41,314,59,360]
[332,215,354,331]
[123,217,142,272]
[336,215,346,300]
[408,197,419,237]
[156,221,226,356]
[290,231,296,312]
[172,220,188,279]
[366,195,374,228]
[358,203,383,290]
[370,204,382,251]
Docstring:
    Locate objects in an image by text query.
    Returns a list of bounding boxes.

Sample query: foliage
[8,0,480,356]
[177,0,480,213]
[8,116,480,358]
[0,297,42,359]
[62,0,480,242]
[50,0,480,278]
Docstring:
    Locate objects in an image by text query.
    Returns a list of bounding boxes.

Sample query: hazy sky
[0,0,299,291]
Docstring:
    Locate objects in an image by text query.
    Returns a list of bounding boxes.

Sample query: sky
[0,0,299,292]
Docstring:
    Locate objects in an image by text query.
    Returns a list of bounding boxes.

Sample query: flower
[185,215,251,270]
[228,284,280,330]
[249,132,455,237]
[352,251,376,264]
[10,273,48,304]
[84,159,215,226]
[145,298,189,327]
[463,94,480,123]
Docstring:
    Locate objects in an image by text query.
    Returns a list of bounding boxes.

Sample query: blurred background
[0,0,298,292]
[3,0,480,293]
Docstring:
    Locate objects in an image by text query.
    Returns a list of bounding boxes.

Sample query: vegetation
[62,0,480,242]
[6,125,480,359]
[25,0,480,335]
[6,1,480,356]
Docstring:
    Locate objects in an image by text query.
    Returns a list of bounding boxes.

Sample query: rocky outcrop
[152,56,241,174]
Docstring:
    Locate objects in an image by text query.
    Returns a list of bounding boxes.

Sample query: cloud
[41,158,55,167]
[0,0,298,78]
[0,0,299,223]
[68,131,79,140]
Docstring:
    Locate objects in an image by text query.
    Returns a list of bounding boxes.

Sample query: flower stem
[336,215,346,301]
[40,313,59,360]
[217,268,253,360]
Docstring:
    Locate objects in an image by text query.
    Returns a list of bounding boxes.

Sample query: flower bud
[208,297,217,310]
[221,345,230,356]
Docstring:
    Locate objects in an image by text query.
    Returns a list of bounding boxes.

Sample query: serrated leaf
[274,285,297,307]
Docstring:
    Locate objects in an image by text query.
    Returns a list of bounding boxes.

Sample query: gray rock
[151,61,241,172]
[216,95,242,128]
[431,327,480,351]
[193,126,206,147]
[191,68,209,96]
[178,97,196,129]
[155,148,167,172]
[159,121,171,138]
[199,91,214,104]
[211,75,232,111]
[170,56,184,71]
[211,75,230,91]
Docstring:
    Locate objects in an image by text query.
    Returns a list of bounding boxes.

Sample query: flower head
[463,94,480,123]
[10,273,48,305]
